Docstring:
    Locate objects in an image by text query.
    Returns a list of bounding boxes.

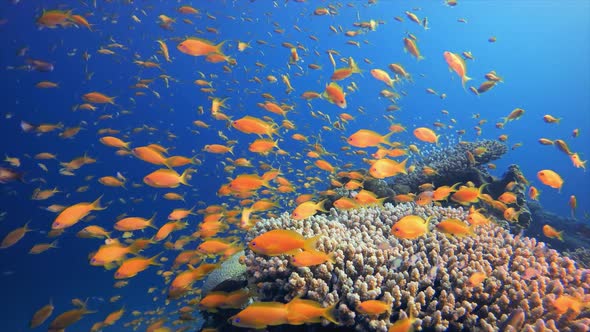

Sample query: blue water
[0,1,588,331]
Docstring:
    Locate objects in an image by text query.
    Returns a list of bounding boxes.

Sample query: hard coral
[392,140,507,194]
[244,203,590,331]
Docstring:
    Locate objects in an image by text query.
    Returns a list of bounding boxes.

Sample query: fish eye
[250,241,256,246]
[234,318,240,323]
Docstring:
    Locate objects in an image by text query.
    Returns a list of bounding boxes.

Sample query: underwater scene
[0,0,589,331]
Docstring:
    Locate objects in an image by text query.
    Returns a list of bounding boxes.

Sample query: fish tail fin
[462,75,472,89]
[322,303,339,325]
[478,183,488,197]
[214,40,227,54]
[327,251,336,264]
[316,199,328,213]
[425,216,433,234]
[91,195,106,210]
[418,55,425,61]
[303,234,322,252]
[179,169,193,186]
[349,57,361,74]
[399,158,409,174]
[148,213,158,229]
[450,182,462,191]
[150,252,164,266]
[557,231,564,241]
[382,131,395,146]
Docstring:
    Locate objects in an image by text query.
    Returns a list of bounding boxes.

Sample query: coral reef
[391,140,507,194]
[484,164,532,232]
[243,203,590,332]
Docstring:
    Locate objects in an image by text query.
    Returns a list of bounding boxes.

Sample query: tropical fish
[443,51,471,88]
[229,302,289,329]
[286,298,338,325]
[391,215,431,239]
[537,170,563,191]
[436,218,474,237]
[52,196,105,229]
[542,225,563,241]
[356,300,391,316]
[248,229,320,256]
[290,250,334,267]
[467,272,487,287]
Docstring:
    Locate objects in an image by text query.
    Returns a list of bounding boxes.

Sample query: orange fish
[52,196,105,229]
[432,183,460,201]
[47,305,95,331]
[528,186,540,200]
[143,169,192,188]
[369,158,408,179]
[553,295,588,316]
[292,200,327,220]
[37,10,72,28]
[497,191,517,204]
[537,169,563,191]
[115,253,161,279]
[102,308,124,326]
[290,250,334,267]
[29,300,54,328]
[199,292,229,312]
[114,214,157,231]
[154,221,187,241]
[286,298,338,325]
[229,302,288,329]
[354,190,386,205]
[177,37,225,56]
[356,300,391,316]
[228,174,272,193]
[466,207,491,226]
[413,127,439,144]
[232,116,278,137]
[542,225,563,241]
[467,271,487,287]
[322,82,347,109]
[450,184,487,206]
[332,197,359,210]
[443,51,471,88]
[502,108,525,124]
[370,69,396,87]
[388,313,418,332]
[83,92,115,104]
[391,215,431,239]
[248,229,320,256]
[435,219,474,237]
[347,129,394,148]
[403,37,424,60]
[1,221,33,249]
[570,153,587,170]
[100,136,130,150]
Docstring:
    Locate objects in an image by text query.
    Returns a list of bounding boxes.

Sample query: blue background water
[0,1,588,331]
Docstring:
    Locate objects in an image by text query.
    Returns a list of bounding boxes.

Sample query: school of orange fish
[0,1,587,331]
